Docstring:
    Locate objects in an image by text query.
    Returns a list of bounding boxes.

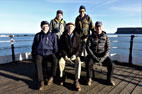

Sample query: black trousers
[34,54,58,82]
[86,56,114,81]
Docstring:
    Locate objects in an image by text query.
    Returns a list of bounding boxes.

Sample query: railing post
[129,35,135,65]
[9,35,15,62]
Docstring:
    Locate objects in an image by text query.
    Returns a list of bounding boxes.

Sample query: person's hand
[65,55,70,61]
[70,55,76,61]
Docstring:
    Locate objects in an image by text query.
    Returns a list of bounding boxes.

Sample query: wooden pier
[0,60,142,94]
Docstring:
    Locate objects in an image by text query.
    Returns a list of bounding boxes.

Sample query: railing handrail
[0,34,142,65]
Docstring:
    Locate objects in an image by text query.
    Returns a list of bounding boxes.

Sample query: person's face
[57,14,63,21]
[67,25,75,35]
[95,25,103,35]
[41,24,49,34]
[79,9,85,17]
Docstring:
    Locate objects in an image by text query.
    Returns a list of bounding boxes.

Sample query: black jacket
[58,31,81,58]
[86,31,110,61]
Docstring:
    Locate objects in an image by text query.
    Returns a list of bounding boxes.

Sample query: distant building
[115,27,142,34]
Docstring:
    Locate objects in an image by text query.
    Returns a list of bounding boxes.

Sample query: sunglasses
[79,10,85,13]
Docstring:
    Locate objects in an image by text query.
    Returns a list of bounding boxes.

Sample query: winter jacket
[58,31,81,58]
[32,31,58,56]
[75,14,95,40]
[50,18,66,39]
[86,31,110,61]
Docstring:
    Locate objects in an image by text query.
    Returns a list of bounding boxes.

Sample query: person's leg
[102,57,115,86]
[47,54,58,85]
[58,57,66,85]
[75,57,82,79]
[74,57,82,91]
[34,55,44,90]
[86,56,94,78]
[59,57,66,77]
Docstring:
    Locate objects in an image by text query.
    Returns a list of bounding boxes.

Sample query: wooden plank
[0,80,26,94]
[120,70,142,94]
[108,67,140,94]
[131,71,142,94]
[97,65,133,94]
[88,65,133,94]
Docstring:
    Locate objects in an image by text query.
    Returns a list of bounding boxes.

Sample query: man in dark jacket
[86,21,115,86]
[75,5,95,57]
[32,21,58,90]
[58,22,82,91]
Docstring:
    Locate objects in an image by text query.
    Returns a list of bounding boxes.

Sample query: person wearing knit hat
[75,5,95,64]
[32,20,58,90]
[50,10,66,40]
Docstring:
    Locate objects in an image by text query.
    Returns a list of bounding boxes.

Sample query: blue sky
[0,0,141,34]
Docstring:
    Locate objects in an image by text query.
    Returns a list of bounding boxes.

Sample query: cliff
[115,27,142,34]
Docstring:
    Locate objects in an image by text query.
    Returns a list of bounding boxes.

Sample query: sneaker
[48,77,53,86]
[88,78,92,86]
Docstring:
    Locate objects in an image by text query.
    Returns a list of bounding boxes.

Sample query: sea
[0,33,142,63]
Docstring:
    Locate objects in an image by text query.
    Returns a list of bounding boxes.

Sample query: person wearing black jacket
[58,22,82,91]
[86,21,115,86]
[32,21,58,90]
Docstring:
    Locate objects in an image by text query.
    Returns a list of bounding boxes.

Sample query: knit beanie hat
[40,21,49,27]
[79,5,86,11]
[57,10,63,15]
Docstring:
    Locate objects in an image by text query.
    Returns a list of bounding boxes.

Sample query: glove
[65,55,70,61]
[70,55,76,61]
[98,57,105,63]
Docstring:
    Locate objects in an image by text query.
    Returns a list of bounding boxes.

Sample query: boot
[88,78,92,86]
[107,79,115,86]
[39,81,44,90]
[74,79,81,91]
[48,77,53,86]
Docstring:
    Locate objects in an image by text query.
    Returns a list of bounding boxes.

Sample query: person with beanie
[50,10,66,40]
[32,21,58,90]
[75,5,95,62]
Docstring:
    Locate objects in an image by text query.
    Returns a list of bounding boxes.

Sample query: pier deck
[0,60,142,94]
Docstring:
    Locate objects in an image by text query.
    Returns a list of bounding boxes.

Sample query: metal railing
[0,34,142,65]
[109,35,142,65]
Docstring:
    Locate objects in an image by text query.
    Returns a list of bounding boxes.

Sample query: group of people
[32,5,115,91]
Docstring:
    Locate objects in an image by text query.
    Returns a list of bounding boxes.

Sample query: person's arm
[49,20,53,32]
[53,34,58,54]
[86,36,99,61]
[31,34,38,59]
[88,15,95,32]
[100,36,110,62]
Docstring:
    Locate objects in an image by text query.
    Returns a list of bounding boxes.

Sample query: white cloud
[94,0,118,8]
[110,4,141,15]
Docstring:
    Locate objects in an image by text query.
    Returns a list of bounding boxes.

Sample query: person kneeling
[58,22,82,91]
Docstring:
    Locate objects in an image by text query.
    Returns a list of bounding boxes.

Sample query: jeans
[86,56,114,81]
